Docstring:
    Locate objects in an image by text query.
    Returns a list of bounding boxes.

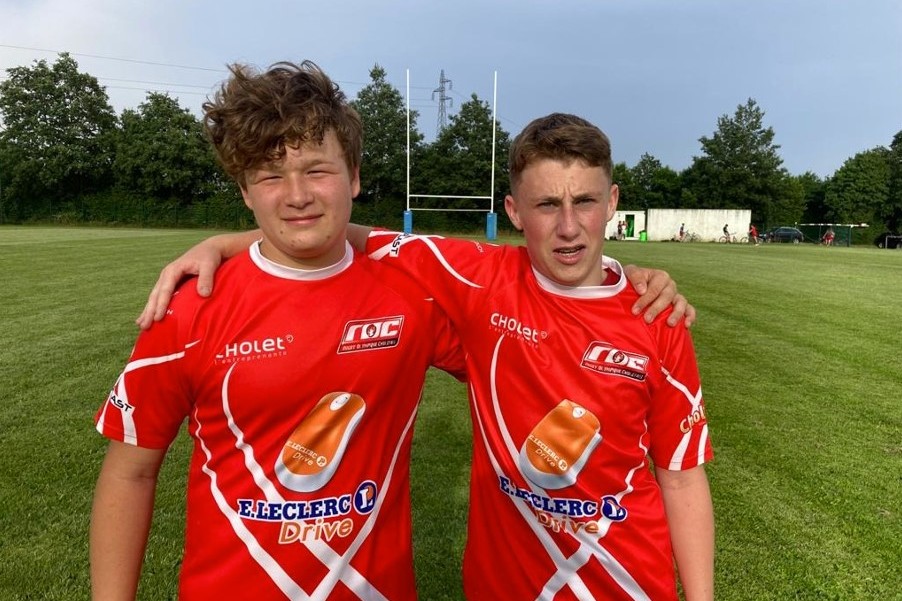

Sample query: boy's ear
[606,184,619,223]
[504,195,523,231]
[351,166,361,198]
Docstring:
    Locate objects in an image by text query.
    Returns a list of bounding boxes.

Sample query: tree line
[1,54,900,240]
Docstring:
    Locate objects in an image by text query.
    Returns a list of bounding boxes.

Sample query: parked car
[874,232,902,249]
[765,226,804,243]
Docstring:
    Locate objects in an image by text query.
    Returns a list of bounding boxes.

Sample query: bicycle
[680,231,701,243]
[718,233,738,243]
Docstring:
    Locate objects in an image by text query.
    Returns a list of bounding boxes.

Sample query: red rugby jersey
[366,232,712,601]
[95,242,465,601]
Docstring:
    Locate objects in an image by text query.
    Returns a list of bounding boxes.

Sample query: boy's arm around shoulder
[622,264,696,328]
[136,229,259,329]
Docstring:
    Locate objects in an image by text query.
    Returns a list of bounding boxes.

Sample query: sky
[1,0,900,178]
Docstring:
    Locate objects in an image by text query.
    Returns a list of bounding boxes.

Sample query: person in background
[748,223,760,246]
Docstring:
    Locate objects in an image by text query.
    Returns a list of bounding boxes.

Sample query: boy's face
[504,158,618,288]
[241,130,359,269]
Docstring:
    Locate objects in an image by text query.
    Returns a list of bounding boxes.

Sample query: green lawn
[1,226,899,600]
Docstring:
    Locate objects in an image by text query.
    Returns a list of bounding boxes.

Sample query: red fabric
[367,232,713,601]
[96,242,465,600]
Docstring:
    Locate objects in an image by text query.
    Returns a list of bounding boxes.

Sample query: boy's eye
[250,169,279,181]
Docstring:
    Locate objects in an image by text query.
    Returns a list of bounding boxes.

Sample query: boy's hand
[135,231,260,329]
[624,265,696,328]
[135,243,223,329]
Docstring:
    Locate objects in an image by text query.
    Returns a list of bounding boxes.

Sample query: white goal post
[405,69,499,239]
[797,222,868,247]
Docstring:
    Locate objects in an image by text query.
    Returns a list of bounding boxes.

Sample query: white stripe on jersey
[660,367,705,470]
[311,397,419,601]
[697,424,710,466]
[121,340,200,374]
[474,335,650,601]
[539,422,654,599]
[470,378,594,600]
[96,342,197,445]
[96,373,137,445]
[221,364,282,499]
[368,233,483,289]
[195,363,421,601]
[194,406,311,600]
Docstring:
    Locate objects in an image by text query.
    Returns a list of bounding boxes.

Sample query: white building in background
[604,208,753,242]
[646,208,752,241]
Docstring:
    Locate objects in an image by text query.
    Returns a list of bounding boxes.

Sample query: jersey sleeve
[94,290,197,450]
[646,321,713,471]
[364,230,498,323]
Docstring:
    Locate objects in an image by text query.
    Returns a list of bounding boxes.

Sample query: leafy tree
[677,163,708,210]
[0,53,117,213]
[823,147,890,234]
[885,130,902,232]
[415,94,510,229]
[630,153,682,209]
[797,172,828,223]
[686,98,799,225]
[350,65,420,225]
[768,173,806,227]
[114,92,215,202]
[678,186,700,209]
[612,162,637,209]
[630,153,661,209]
[648,166,684,209]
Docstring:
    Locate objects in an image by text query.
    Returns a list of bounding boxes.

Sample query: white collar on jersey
[531,255,627,299]
[249,239,354,281]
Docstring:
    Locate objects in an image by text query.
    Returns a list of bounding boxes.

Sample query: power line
[0,44,382,97]
[0,43,225,72]
[0,45,473,118]
[97,76,213,90]
[104,85,209,96]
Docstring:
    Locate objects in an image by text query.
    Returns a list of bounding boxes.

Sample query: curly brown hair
[203,60,362,188]
[508,113,612,193]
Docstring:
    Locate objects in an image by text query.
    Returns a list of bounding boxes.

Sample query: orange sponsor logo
[275,392,366,492]
[519,400,601,490]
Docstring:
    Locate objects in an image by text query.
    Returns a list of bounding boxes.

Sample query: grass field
[1,225,900,600]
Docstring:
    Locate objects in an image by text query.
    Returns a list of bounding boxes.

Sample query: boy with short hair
[363,113,714,600]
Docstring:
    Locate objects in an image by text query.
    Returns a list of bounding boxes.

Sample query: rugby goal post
[406,69,499,240]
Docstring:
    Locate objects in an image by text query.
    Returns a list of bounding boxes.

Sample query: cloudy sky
[1,0,899,177]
